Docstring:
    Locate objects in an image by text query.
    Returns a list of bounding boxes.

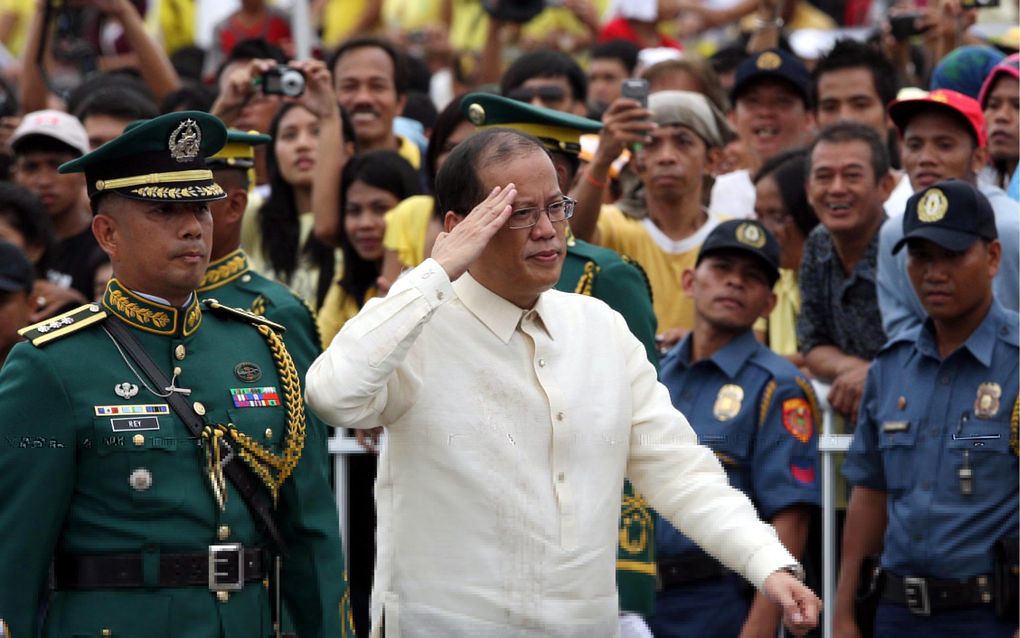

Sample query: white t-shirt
[709,169,756,220]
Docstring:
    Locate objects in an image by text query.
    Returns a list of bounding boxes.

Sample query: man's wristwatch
[780,564,806,582]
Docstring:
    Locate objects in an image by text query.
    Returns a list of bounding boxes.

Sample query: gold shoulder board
[17,303,107,347]
[203,298,286,332]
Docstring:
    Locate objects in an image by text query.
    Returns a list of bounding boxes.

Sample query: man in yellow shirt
[572,90,736,349]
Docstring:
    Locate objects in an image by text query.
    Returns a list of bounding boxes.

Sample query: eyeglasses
[506,85,568,107]
[507,197,576,229]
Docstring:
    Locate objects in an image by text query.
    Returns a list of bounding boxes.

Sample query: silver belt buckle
[903,576,931,615]
[208,543,245,592]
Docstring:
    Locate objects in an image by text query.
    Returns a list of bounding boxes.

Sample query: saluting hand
[431,184,517,281]
[762,570,822,637]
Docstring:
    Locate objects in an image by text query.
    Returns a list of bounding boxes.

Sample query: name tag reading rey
[95,404,169,432]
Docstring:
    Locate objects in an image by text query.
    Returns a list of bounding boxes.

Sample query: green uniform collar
[102,278,202,337]
[198,249,251,292]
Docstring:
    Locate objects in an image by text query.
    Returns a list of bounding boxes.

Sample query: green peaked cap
[59,110,228,204]
[461,92,601,155]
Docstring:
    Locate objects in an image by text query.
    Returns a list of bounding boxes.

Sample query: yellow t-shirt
[0,0,33,57]
[766,268,801,357]
[595,205,726,334]
[321,0,370,47]
[397,134,422,171]
[317,273,376,348]
[381,0,443,33]
[383,195,434,269]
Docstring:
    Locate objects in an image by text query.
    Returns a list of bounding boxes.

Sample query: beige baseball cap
[11,109,90,157]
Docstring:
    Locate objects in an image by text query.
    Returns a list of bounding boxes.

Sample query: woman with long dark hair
[752,147,818,365]
[317,150,421,345]
[248,101,339,309]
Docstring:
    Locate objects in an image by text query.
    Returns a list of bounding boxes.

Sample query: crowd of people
[0,0,1017,637]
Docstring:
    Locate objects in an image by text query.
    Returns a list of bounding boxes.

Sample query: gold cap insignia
[917,188,948,223]
[169,118,202,163]
[736,222,766,248]
[713,384,744,421]
[467,103,486,126]
[931,92,949,103]
[974,382,1002,419]
[756,51,782,71]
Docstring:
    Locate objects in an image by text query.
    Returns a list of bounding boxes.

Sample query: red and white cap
[11,109,89,157]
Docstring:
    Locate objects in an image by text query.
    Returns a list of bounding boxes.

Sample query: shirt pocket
[945,419,1014,501]
[91,416,188,515]
[877,420,920,492]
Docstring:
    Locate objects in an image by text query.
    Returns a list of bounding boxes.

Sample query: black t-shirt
[49,228,108,301]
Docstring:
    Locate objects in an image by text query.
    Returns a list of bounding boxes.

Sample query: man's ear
[971,145,990,177]
[680,268,696,295]
[225,189,248,224]
[443,210,463,233]
[92,213,119,260]
[705,146,724,177]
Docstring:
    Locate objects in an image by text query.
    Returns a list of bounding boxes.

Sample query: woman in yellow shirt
[317,150,421,346]
[379,95,474,283]
[752,148,818,365]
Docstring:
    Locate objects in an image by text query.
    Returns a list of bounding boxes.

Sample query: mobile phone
[259,67,306,97]
[888,12,932,40]
[620,79,649,108]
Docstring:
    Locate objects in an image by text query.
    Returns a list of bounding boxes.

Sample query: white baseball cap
[11,109,89,157]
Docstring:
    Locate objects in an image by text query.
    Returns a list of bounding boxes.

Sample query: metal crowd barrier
[328,381,853,638]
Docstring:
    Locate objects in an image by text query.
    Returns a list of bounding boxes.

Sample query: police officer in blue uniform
[649,219,820,637]
[835,179,1019,638]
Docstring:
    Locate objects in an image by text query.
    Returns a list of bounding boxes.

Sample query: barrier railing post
[813,381,854,638]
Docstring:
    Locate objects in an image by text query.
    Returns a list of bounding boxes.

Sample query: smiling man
[799,122,894,423]
[710,48,814,220]
[305,127,822,638]
[329,36,418,169]
[0,112,352,637]
[877,89,1019,340]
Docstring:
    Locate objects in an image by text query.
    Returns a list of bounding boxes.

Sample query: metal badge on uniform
[882,420,910,433]
[230,386,280,408]
[110,416,161,432]
[114,382,138,399]
[782,398,814,443]
[974,382,1002,419]
[234,362,262,383]
[713,384,743,421]
[897,396,906,410]
[467,103,486,126]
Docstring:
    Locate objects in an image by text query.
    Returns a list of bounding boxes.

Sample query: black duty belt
[881,570,994,615]
[54,544,265,591]
[657,553,731,589]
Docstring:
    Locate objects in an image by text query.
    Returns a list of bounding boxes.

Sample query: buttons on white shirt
[538,358,546,367]
[437,291,445,301]
[556,412,564,421]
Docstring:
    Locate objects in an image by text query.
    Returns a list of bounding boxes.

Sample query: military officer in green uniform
[202,128,322,375]
[461,92,660,620]
[0,112,353,637]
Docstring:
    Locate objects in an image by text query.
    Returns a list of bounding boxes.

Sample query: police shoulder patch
[17,303,107,347]
[203,298,285,332]
[782,397,814,443]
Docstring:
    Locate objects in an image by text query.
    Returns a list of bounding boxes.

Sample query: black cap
[0,240,35,293]
[731,49,811,108]
[697,220,781,286]
[892,179,997,254]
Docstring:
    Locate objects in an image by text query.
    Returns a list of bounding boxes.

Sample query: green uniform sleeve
[0,343,78,636]
[594,258,659,368]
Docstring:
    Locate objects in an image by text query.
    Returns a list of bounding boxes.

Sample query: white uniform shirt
[306,259,797,638]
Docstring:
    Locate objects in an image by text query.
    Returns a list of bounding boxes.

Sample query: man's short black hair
[500,50,587,103]
[215,38,288,85]
[813,39,899,109]
[0,182,55,274]
[72,85,159,124]
[328,36,408,96]
[591,39,640,75]
[436,128,548,218]
[807,122,890,183]
[66,72,156,120]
